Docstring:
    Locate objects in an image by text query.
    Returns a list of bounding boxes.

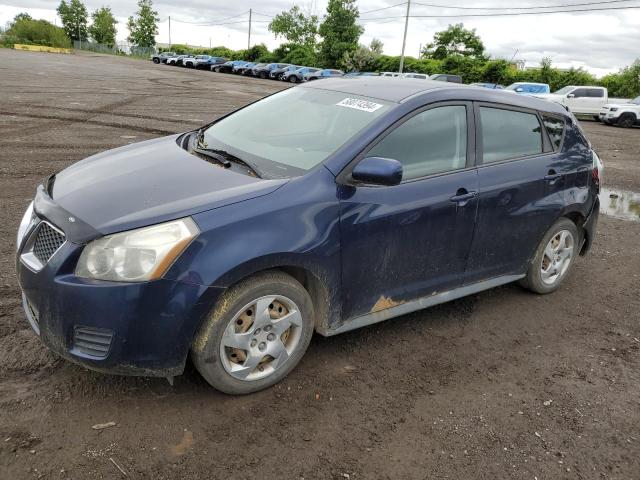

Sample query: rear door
[338,102,479,320]
[465,103,566,282]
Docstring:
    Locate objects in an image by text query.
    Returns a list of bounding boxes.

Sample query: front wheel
[289,76,298,83]
[617,113,636,128]
[153,58,160,64]
[519,218,579,294]
[192,271,315,394]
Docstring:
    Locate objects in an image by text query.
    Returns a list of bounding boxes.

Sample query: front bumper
[16,219,223,377]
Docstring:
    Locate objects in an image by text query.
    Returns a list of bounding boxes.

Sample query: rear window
[542,115,565,150]
[480,107,543,163]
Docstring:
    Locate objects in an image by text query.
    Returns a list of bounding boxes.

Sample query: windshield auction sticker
[336,98,384,112]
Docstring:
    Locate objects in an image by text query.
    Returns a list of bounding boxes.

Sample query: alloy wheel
[540,230,574,285]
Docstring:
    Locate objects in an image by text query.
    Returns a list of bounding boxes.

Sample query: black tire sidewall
[524,218,579,294]
[619,114,635,128]
[192,272,315,394]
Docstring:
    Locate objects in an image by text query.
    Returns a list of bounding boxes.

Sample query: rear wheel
[618,113,636,128]
[289,75,298,83]
[260,71,267,79]
[192,271,314,394]
[519,218,579,294]
[153,58,160,64]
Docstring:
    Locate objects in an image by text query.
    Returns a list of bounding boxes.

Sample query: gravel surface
[1,49,639,480]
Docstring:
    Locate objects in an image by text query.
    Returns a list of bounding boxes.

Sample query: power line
[412,0,639,10]
[360,3,640,20]
[168,10,249,25]
[360,1,408,15]
[252,11,275,18]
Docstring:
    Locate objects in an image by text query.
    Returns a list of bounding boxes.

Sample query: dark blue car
[16,78,600,394]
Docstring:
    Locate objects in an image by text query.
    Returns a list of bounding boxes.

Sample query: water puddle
[600,187,640,222]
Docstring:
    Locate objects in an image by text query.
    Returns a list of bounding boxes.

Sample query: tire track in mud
[0,110,181,136]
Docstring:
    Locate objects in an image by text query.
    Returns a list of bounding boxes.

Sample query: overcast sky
[2,0,640,76]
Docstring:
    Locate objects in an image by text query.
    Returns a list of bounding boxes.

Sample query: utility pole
[399,0,411,73]
[248,8,252,50]
[168,16,171,48]
[77,19,80,48]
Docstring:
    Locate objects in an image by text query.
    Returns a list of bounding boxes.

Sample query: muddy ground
[0,50,639,480]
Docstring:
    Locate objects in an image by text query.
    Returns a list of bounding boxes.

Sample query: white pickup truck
[599,96,640,128]
[535,86,608,118]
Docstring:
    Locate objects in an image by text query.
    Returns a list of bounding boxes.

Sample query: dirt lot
[1,49,639,480]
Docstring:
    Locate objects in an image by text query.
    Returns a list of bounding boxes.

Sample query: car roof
[299,77,570,115]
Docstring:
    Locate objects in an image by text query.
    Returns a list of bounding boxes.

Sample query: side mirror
[515,87,524,92]
[567,93,575,98]
[352,157,403,186]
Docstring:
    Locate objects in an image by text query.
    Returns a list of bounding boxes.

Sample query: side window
[480,107,543,163]
[572,88,588,98]
[366,105,467,181]
[542,115,565,150]
[587,88,604,98]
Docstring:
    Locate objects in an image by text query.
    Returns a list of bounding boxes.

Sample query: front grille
[72,326,114,359]
[32,223,65,264]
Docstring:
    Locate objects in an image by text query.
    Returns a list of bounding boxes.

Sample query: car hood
[49,135,287,236]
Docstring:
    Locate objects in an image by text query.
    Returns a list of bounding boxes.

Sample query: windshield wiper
[190,129,263,178]
[192,145,232,169]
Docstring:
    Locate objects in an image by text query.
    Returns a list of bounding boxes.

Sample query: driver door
[338,102,479,321]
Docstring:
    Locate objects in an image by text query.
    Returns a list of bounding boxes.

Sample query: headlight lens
[75,218,199,282]
[17,201,35,251]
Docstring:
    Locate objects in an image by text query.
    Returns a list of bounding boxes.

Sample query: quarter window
[366,105,467,180]
[542,115,565,150]
[480,107,543,163]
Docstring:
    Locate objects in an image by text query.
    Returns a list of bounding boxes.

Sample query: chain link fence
[73,40,156,58]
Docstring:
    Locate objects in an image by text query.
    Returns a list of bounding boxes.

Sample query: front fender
[165,166,343,331]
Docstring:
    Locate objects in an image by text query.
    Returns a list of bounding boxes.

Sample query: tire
[289,75,298,83]
[617,113,636,128]
[260,71,267,79]
[593,115,600,121]
[153,58,160,64]
[519,218,580,294]
[192,271,315,394]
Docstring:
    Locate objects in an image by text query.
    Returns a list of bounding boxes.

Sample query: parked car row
[151,53,631,126]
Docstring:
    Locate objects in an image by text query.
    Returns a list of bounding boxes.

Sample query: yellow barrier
[14,44,71,54]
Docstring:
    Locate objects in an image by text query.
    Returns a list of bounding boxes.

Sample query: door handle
[545,169,563,184]
[449,189,478,206]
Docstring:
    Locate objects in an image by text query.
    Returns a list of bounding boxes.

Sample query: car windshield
[201,87,393,178]
[631,96,640,104]
[554,86,574,94]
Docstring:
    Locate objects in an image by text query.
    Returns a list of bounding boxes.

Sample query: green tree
[369,38,384,55]
[2,15,70,48]
[342,39,383,71]
[268,5,318,48]
[127,0,159,48]
[244,43,269,62]
[422,23,485,60]
[601,60,640,98]
[318,0,363,68]
[57,0,89,41]
[89,6,117,46]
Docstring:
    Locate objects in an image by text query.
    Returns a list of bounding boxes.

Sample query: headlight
[17,201,36,251]
[75,218,199,282]
[609,107,618,112]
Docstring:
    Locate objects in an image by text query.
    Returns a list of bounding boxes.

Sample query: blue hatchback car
[16,78,600,394]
